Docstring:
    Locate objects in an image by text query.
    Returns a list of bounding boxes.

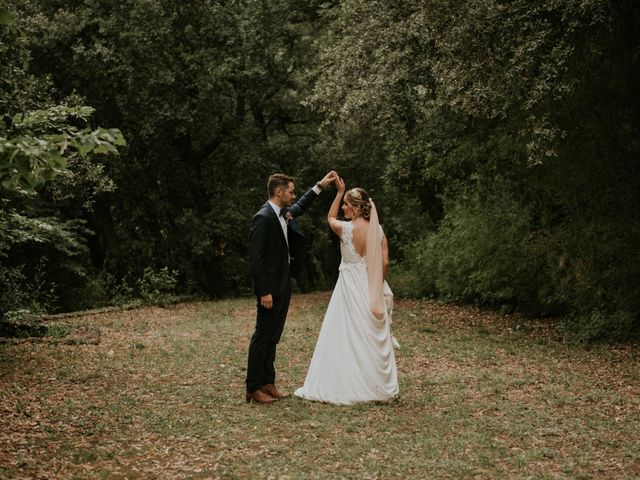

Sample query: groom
[246,171,336,404]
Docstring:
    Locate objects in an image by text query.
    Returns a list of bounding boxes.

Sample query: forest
[2,0,639,341]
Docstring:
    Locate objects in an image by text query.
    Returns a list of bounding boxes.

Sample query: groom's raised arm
[288,188,319,218]
[289,171,337,218]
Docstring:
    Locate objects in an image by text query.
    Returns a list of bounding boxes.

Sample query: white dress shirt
[268,200,288,246]
[268,185,322,246]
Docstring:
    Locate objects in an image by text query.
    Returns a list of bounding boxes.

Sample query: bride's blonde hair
[345,188,372,219]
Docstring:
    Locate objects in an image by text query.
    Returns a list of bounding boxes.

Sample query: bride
[294,176,399,405]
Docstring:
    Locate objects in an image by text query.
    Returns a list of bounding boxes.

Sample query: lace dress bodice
[340,221,384,265]
[340,221,365,264]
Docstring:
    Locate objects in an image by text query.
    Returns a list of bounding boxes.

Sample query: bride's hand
[318,170,338,189]
[336,176,345,194]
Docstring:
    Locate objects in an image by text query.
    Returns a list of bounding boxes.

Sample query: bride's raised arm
[327,176,345,236]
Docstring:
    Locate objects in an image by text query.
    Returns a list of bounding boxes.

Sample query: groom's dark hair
[267,173,294,197]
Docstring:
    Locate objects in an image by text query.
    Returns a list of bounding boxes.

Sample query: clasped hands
[317,170,339,190]
[321,170,345,194]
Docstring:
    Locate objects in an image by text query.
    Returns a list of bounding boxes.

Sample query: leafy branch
[0,106,126,193]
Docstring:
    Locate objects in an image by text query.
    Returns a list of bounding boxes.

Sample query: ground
[1,292,638,479]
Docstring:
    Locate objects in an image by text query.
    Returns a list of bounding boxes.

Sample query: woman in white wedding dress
[294,177,399,405]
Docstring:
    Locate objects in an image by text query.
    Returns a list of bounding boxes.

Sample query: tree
[308,0,640,339]
[21,0,337,296]
[1,2,125,317]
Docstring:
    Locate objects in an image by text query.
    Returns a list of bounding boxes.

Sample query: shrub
[401,188,557,314]
[0,261,57,320]
[137,266,179,305]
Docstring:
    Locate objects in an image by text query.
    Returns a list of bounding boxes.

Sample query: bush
[401,188,558,314]
[553,216,640,341]
[386,260,435,299]
[137,266,179,305]
[56,267,183,311]
[71,271,135,309]
[0,261,57,320]
[399,183,640,341]
[567,310,639,343]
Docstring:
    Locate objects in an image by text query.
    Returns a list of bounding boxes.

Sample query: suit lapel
[265,202,288,248]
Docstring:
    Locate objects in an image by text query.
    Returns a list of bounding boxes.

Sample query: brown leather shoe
[246,389,277,404]
[260,383,290,400]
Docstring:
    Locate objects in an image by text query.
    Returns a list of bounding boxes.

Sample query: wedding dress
[294,221,399,405]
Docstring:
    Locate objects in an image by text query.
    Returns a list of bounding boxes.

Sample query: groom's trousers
[246,278,292,393]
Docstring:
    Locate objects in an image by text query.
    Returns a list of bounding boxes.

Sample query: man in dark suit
[246,171,336,404]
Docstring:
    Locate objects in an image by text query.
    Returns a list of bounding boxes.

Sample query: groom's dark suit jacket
[249,188,318,297]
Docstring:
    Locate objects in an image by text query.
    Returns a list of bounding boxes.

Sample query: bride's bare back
[325,180,389,276]
[350,218,369,257]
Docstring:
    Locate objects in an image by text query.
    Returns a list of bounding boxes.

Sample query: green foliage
[308,0,640,340]
[0,7,12,26]
[15,0,339,299]
[400,186,557,313]
[0,106,125,193]
[567,310,638,344]
[0,260,57,322]
[137,267,179,305]
[0,200,96,317]
[64,270,133,310]
[2,0,638,342]
[0,3,125,321]
[552,214,640,341]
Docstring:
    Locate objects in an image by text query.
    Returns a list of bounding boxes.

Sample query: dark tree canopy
[1,0,639,340]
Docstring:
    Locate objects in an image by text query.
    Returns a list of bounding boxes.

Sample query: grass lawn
[1,292,638,479]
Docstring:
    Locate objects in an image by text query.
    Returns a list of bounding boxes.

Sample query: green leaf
[76,144,94,156]
[0,9,13,26]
